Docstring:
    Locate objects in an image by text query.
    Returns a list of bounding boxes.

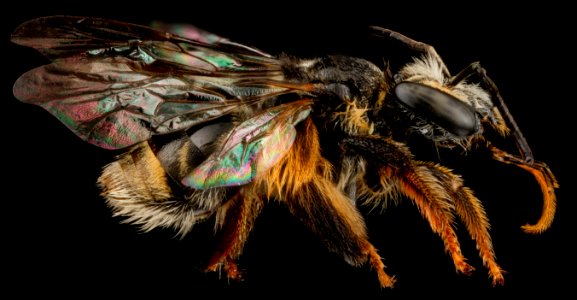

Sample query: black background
[3,2,571,297]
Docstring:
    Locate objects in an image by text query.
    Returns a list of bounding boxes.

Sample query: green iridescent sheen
[133,48,156,65]
[97,97,117,113]
[183,101,312,189]
[46,105,78,129]
[12,16,285,151]
[152,44,243,70]
[197,52,241,69]
[189,139,263,187]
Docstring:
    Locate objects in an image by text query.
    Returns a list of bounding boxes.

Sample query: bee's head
[392,54,509,149]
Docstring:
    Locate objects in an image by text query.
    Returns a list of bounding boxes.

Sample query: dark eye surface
[395,82,479,137]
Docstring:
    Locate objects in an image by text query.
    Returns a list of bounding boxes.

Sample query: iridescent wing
[184,99,312,189]
[11,15,272,65]
[12,16,311,188]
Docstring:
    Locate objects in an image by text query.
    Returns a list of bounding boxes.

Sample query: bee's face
[392,55,505,148]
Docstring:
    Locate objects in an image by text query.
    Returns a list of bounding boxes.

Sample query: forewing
[12,16,289,149]
[11,15,272,63]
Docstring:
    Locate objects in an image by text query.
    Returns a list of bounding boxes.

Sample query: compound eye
[395,82,479,137]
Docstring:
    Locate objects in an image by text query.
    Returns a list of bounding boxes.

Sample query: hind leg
[205,187,263,279]
[260,118,396,288]
[282,175,396,288]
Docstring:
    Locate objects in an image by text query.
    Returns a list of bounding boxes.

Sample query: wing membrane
[11,16,271,63]
[12,16,297,150]
[183,100,313,189]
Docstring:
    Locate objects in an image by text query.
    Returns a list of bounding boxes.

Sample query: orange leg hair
[205,188,263,279]
[258,118,396,288]
[343,136,504,284]
[420,161,504,285]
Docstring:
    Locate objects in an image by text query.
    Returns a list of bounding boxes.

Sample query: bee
[11,16,558,288]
